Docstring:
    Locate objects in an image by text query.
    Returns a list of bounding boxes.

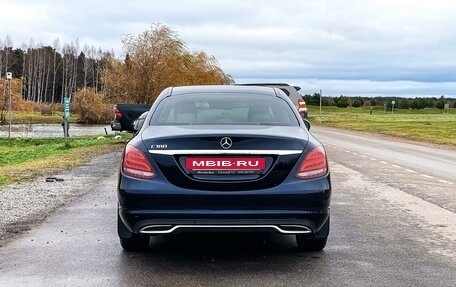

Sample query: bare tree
[51,38,60,102]
[0,39,4,76]
[90,45,96,89]
[60,41,78,102]
[2,36,13,76]
[20,43,27,98]
[0,36,13,110]
[81,44,93,88]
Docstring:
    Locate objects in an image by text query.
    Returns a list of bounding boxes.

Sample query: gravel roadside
[0,150,122,246]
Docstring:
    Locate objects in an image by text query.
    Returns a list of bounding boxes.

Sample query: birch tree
[51,38,60,102]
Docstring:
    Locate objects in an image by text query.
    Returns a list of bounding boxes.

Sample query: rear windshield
[149,93,299,126]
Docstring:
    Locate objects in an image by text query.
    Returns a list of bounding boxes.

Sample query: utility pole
[6,72,12,138]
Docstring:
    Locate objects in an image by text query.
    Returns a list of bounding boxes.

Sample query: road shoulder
[312,125,456,151]
[0,150,122,246]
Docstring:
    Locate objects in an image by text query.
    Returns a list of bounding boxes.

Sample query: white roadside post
[444,103,449,115]
[391,100,395,114]
[6,72,12,138]
[63,97,70,147]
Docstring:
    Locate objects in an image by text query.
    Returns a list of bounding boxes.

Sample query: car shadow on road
[150,232,297,257]
[116,232,328,277]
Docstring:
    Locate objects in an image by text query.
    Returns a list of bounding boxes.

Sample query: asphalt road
[0,127,455,286]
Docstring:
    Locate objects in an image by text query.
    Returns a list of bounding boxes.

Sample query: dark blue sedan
[117,85,331,252]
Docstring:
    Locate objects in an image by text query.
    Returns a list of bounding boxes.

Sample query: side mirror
[133,112,149,132]
[132,120,139,131]
[133,119,144,132]
[133,119,145,132]
[303,119,311,130]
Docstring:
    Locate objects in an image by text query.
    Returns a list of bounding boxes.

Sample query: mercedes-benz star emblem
[220,137,232,149]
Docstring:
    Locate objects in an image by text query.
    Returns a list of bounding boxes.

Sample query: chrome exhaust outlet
[278,225,312,233]
[139,225,173,234]
[139,224,312,234]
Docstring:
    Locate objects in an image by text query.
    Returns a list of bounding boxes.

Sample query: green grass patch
[308,106,456,146]
[4,111,81,124]
[0,135,131,186]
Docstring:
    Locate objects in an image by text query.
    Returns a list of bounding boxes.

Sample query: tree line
[0,36,111,104]
[302,93,456,109]
[0,24,233,123]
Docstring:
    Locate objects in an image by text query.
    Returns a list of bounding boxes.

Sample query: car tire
[117,213,150,251]
[119,237,150,251]
[296,216,329,252]
[296,236,327,252]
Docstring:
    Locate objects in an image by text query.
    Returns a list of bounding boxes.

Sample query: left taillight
[114,107,123,119]
[122,145,156,179]
[296,146,328,179]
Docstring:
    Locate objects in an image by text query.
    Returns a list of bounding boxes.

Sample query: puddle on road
[0,124,113,138]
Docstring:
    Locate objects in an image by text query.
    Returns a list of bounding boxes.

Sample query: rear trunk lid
[141,125,308,191]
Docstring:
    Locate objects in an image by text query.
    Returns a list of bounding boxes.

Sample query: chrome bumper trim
[139,224,312,234]
[148,150,302,155]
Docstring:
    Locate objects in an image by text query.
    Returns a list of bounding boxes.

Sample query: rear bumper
[121,216,329,236]
[118,175,331,236]
[111,120,121,131]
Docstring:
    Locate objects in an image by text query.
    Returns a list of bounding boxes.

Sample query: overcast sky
[1,0,456,97]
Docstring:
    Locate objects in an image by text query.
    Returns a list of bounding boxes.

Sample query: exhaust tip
[279,225,312,233]
[140,225,173,234]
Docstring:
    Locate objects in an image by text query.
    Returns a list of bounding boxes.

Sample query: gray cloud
[1,0,456,96]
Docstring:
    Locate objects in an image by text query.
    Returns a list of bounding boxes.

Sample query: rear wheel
[296,216,330,252]
[119,237,150,251]
[117,213,150,251]
[296,236,327,251]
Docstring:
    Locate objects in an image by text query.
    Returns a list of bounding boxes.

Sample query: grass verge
[308,106,456,146]
[0,111,82,124]
[0,135,130,186]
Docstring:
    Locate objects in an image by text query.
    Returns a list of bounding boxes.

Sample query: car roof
[169,85,279,97]
[236,83,301,91]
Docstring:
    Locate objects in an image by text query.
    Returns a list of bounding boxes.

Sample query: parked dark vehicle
[111,104,151,132]
[132,111,149,132]
[236,83,308,118]
[117,85,331,252]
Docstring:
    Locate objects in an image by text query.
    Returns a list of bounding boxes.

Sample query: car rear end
[111,104,151,132]
[117,86,330,251]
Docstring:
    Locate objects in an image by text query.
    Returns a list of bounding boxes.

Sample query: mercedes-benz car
[117,85,331,252]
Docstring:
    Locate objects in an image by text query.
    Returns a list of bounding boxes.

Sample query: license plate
[186,157,266,174]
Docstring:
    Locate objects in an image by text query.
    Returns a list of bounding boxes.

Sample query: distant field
[307,106,456,146]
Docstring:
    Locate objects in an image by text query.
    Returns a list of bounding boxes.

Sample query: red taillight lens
[296,146,328,179]
[298,99,307,113]
[114,107,123,119]
[122,145,155,179]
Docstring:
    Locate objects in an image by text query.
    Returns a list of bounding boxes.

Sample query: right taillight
[296,146,328,179]
[122,145,156,179]
[298,99,307,113]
